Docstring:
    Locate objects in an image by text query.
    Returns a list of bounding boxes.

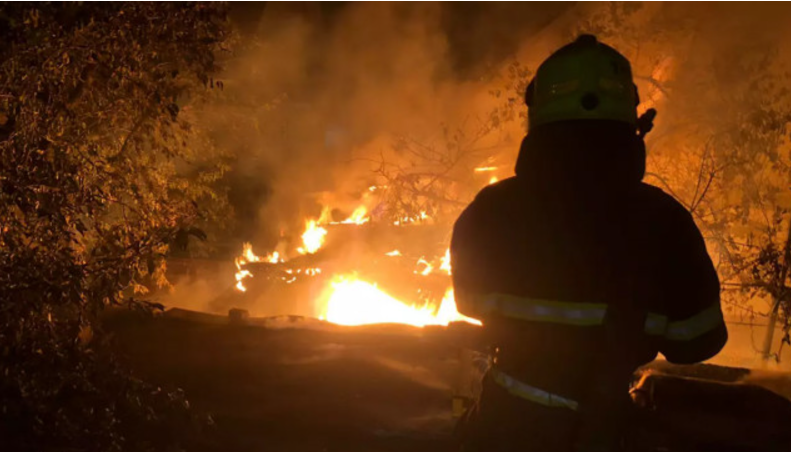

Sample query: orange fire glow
[297,220,328,254]
[235,269,252,292]
[232,240,480,327]
[230,194,481,328]
[393,210,430,226]
[318,275,480,327]
[415,257,434,276]
[337,206,370,225]
[440,248,451,274]
[234,242,261,292]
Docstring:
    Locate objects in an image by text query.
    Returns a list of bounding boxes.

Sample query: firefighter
[451,35,728,452]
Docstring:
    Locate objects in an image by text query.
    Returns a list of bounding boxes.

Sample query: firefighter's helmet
[526,35,639,129]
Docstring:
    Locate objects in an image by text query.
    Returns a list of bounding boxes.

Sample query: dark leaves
[0,3,227,451]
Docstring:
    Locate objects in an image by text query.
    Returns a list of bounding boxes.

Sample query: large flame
[297,220,328,255]
[440,248,451,274]
[242,243,260,263]
[437,288,481,326]
[232,241,480,327]
[230,196,483,328]
[235,269,252,292]
[319,275,480,327]
[234,243,283,292]
[228,164,509,326]
[339,206,370,225]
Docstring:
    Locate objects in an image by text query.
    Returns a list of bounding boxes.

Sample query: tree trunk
[763,215,791,362]
[762,299,781,361]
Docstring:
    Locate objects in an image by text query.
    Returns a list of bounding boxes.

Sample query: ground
[108,309,791,452]
[110,310,464,452]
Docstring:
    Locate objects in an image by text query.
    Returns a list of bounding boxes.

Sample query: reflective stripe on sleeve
[470,293,722,341]
[491,368,579,411]
[643,305,723,341]
[474,293,607,326]
[664,305,724,341]
[644,312,669,336]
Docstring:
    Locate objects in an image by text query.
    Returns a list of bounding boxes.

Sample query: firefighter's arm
[450,197,491,320]
[659,204,728,364]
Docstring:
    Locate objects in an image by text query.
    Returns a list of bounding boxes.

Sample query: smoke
[182,2,791,368]
[205,3,575,247]
[204,1,791,247]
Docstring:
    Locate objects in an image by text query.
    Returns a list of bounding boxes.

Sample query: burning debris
[331,206,370,225]
[223,151,503,326]
[297,220,328,255]
[230,201,480,327]
[318,277,472,327]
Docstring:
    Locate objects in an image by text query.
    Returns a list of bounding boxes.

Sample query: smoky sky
[214,2,572,247]
[230,3,572,78]
[207,2,791,252]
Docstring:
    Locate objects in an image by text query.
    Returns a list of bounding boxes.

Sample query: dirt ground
[109,310,468,452]
[108,309,791,452]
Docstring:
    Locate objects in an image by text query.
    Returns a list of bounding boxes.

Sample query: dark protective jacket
[451,120,727,451]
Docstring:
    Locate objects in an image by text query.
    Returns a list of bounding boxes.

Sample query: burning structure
[228,193,482,328]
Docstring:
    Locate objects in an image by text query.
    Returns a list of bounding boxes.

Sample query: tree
[0,3,229,450]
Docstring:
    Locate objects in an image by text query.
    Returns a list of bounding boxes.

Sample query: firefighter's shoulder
[636,182,688,213]
[453,177,520,234]
[469,176,521,208]
[465,177,524,215]
[635,182,698,230]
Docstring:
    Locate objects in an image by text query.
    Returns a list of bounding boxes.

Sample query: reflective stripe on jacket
[451,177,728,409]
[491,368,579,411]
[459,292,724,342]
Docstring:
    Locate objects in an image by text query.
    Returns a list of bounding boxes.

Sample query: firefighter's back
[452,176,726,451]
[451,34,726,452]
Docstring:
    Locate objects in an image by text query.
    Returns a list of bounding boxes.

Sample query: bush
[0,3,229,450]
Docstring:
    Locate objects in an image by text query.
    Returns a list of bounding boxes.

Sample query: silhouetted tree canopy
[0,3,228,450]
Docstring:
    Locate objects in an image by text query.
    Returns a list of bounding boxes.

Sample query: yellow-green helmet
[526,35,639,129]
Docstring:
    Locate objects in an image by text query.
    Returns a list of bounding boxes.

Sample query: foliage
[0,3,228,450]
